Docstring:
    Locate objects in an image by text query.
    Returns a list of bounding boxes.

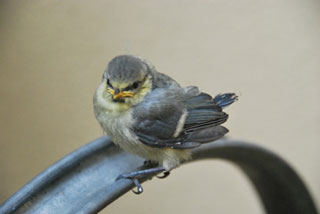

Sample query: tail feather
[214,93,238,108]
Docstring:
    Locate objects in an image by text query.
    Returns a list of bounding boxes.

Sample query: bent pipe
[0,136,317,214]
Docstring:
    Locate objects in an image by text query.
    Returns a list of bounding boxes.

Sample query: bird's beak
[113,91,134,99]
[107,88,134,99]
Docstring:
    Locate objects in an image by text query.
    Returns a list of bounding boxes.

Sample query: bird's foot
[143,160,169,178]
[116,166,166,194]
[156,171,170,179]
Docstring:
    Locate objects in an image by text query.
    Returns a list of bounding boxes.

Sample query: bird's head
[95,55,153,111]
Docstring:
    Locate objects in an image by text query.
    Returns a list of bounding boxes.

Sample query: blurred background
[1,0,319,213]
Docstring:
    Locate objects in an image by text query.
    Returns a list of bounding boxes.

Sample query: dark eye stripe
[107,78,113,88]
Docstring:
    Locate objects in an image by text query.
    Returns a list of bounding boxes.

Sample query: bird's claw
[132,178,143,194]
[115,173,144,194]
[115,166,166,194]
[156,171,170,179]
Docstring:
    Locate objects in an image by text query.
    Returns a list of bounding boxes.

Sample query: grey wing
[132,87,198,149]
[132,87,235,149]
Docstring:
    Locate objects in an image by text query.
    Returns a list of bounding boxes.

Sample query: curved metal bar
[0,136,318,214]
[192,141,318,214]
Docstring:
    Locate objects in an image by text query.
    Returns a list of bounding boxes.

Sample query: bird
[93,55,237,193]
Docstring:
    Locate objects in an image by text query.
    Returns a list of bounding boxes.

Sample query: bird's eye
[132,81,140,89]
[107,78,113,88]
[124,81,141,91]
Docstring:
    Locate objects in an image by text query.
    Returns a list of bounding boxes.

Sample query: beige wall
[1,1,319,213]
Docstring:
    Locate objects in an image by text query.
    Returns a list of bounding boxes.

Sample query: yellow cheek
[107,88,115,95]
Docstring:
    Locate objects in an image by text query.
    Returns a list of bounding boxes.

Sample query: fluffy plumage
[94,55,237,170]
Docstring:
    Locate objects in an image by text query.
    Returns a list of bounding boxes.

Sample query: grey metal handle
[0,136,318,214]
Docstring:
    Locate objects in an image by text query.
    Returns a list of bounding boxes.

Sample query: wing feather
[132,87,235,149]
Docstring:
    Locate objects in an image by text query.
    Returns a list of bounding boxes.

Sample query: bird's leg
[143,160,170,178]
[116,166,166,194]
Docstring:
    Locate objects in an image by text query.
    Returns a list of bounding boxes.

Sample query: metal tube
[0,136,318,214]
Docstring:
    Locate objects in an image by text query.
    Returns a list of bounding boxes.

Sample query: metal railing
[0,136,318,214]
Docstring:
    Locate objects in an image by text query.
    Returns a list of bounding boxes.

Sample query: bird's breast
[99,109,135,144]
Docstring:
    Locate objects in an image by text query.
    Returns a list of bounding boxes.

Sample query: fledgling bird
[94,55,237,193]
